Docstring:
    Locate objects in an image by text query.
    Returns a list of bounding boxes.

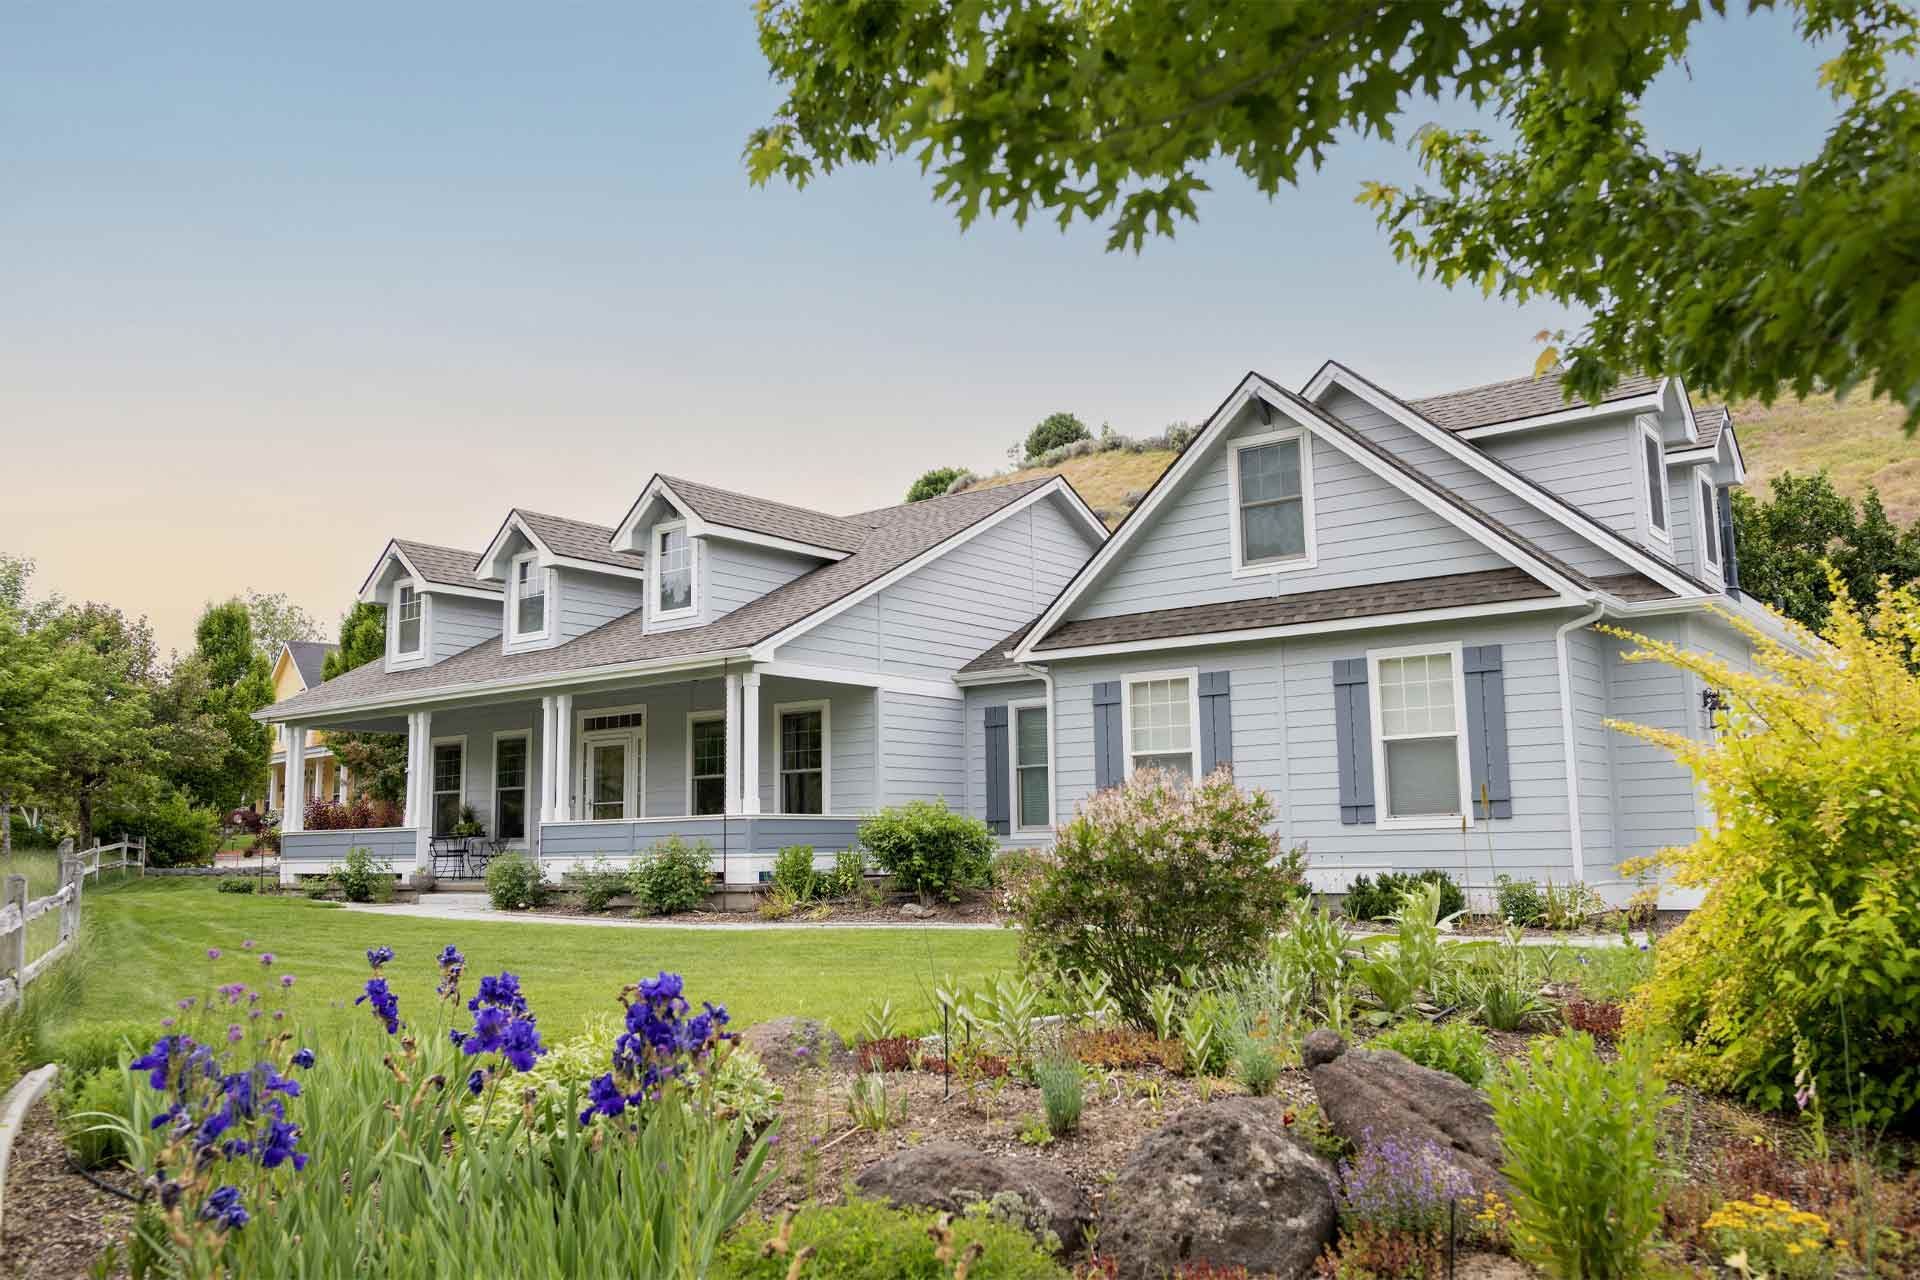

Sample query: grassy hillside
[963,391,1919,528]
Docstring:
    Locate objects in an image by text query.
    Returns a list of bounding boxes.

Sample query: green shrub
[713,1195,1071,1277]
[331,845,391,904]
[1343,869,1465,921]
[1371,1019,1490,1087]
[1495,875,1545,927]
[483,851,546,911]
[1015,769,1304,1029]
[1023,411,1090,460]
[1613,578,1920,1125]
[216,877,256,894]
[97,789,218,868]
[1033,1058,1083,1136]
[570,861,631,913]
[905,466,968,503]
[857,800,995,904]
[47,1020,148,1080]
[771,845,818,901]
[631,837,712,915]
[820,848,870,901]
[1231,1033,1283,1096]
[58,1067,133,1170]
[989,847,1049,890]
[1491,1033,1669,1279]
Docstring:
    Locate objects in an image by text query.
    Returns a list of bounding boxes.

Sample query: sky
[0,4,1850,655]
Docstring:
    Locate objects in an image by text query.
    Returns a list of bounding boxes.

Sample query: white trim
[1555,602,1605,883]
[428,734,467,837]
[699,525,852,562]
[1638,416,1671,545]
[1120,667,1202,781]
[1452,393,1664,440]
[610,476,690,551]
[390,580,427,667]
[1694,468,1721,571]
[547,554,647,580]
[1301,362,1707,600]
[1364,641,1474,832]
[574,702,645,822]
[756,658,964,701]
[476,512,542,582]
[685,710,727,817]
[1227,426,1317,577]
[773,699,831,815]
[490,729,531,846]
[953,666,1044,688]
[611,476,855,562]
[359,540,424,603]
[649,519,700,624]
[1007,698,1051,832]
[507,551,552,646]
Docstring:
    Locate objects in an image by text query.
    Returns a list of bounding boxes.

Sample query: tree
[0,557,53,856]
[1024,411,1090,460]
[322,602,386,680]
[34,602,161,850]
[905,466,968,503]
[749,1,1920,426]
[243,589,322,663]
[1733,473,1920,630]
[157,601,274,814]
[319,601,406,805]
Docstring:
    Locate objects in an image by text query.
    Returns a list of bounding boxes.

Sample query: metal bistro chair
[429,835,471,879]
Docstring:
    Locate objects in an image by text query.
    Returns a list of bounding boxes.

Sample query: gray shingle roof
[661,476,873,553]
[394,540,500,593]
[515,509,647,572]
[1410,371,1663,432]
[1672,409,1725,452]
[268,478,1061,718]
[957,621,1035,678]
[285,641,338,689]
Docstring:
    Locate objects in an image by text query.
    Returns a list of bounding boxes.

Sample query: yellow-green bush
[1607,574,1920,1125]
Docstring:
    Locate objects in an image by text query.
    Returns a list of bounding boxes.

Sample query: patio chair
[430,836,470,879]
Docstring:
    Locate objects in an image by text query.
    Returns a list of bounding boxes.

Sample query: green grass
[62,878,1019,1043]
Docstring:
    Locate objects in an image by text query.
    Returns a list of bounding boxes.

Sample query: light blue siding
[1069,410,1512,623]
[1566,626,1616,864]
[1480,419,1646,547]
[430,594,502,664]
[554,568,646,643]
[878,690,965,807]
[706,540,819,621]
[279,828,418,883]
[1665,465,1727,591]
[760,678,877,814]
[962,680,1047,843]
[420,700,546,848]
[537,815,864,884]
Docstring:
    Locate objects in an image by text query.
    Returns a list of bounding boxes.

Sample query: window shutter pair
[1091,674,1233,790]
[983,706,1010,835]
[1331,647,1512,823]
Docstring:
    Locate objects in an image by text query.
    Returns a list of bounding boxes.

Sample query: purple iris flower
[355,978,401,1033]
[291,1047,315,1069]
[366,945,395,970]
[202,1185,249,1231]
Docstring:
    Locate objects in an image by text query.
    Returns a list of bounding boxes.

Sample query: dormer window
[1641,422,1669,541]
[1697,473,1720,569]
[652,521,696,619]
[511,554,548,639]
[1229,428,1315,575]
[395,584,423,656]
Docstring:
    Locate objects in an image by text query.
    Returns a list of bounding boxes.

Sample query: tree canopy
[1733,472,1920,629]
[243,589,322,663]
[1025,411,1090,459]
[320,601,407,804]
[906,465,969,503]
[749,0,1920,425]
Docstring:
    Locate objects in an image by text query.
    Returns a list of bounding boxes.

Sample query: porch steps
[427,879,488,893]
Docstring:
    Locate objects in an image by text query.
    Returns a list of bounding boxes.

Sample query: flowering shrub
[1704,1194,1840,1279]
[1015,768,1305,1028]
[1610,576,1920,1125]
[856,799,996,904]
[1336,1131,1478,1236]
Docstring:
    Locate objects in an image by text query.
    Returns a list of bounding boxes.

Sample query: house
[957,364,1788,907]
[258,640,343,818]
[257,477,1108,884]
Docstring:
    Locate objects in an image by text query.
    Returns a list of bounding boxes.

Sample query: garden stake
[1447,1198,1455,1279]
[943,1004,951,1102]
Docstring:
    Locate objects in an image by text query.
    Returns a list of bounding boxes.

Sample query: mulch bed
[0,1099,136,1279]
[531,888,1011,927]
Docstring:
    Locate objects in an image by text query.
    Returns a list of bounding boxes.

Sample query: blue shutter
[1331,660,1375,825]
[1462,645,1513,820]
[983,705,1010,835]
[1198,671,1233,776]
[1092,682,1123,791]
[1716,486,1741,596]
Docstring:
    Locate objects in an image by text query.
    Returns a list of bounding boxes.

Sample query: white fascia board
[692,523,850,562]
[755,658,964,701]
[357,541,423,603]
[418,581,505,602]
[754,476,1088,660]
[546,554,649,581]
[1605,594,1819,657]
[952,666,1045,688]
[1662,376,1702,443]
[1301,362,1706,601]
[1450,394,1664,440]
[475,511,546,582]
[1025,594,1587,662]
[609,474,682,551]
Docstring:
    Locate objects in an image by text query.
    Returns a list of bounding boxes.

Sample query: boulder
[854,1142,1094,1253]
[1301,1028,1346,1069]
[736,1016,852,1078]
[1306,1036,1505,1192]
[898,901,936,919]
[1099,1098,1335,1280]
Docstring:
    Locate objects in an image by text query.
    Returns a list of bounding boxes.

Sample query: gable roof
[513,509,648,573]
[1409,370,1664,432]
[631,476,875,556]
[266,477,1082,720]
[283,641,338,690]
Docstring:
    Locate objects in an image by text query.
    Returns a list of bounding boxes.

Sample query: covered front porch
[276,666,879,887]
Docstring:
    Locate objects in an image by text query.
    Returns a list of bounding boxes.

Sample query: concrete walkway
[340,894,1005,931]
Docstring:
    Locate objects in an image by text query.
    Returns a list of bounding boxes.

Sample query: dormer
[357,539,502,672]
[475,510,647,652]
[609,475,868,634]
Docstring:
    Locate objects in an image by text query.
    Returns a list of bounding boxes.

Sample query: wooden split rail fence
[0,838,143,1009]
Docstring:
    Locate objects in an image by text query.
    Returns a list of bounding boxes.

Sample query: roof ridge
[1408,370,1560,403]
[661,475,862,523]
[394,536,485,557]
[515,507,618,534]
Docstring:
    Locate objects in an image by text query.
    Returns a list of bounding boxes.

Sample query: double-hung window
[395,585,423,656]
[511,555,547,639]
[688,714,726,816]
[1012,703,1050,830]
[1369,647,1470,826]
[494,734,528,841]
[431,739,465,836]
[1641,422,1669,541]
[778,704,827,814]
[653,522,695,619]
[1697,473,1720,570]
[1231,429,1313,573]
[1125,673,1198,781]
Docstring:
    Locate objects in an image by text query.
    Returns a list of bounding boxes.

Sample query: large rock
[736,1017,852,1078]
[1100,1098,1335,1280]
[854,1142,1094,1253]
[1306,1033,1505,1192]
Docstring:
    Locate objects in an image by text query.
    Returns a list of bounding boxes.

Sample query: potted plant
[451,804,486,839]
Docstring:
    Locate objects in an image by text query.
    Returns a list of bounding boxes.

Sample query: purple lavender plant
[578,970,732,1127]
[1336,1130,1478,1234]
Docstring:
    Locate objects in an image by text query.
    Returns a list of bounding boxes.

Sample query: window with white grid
[1373,651,1464,820]
[1126,675,1196,781]
[395,585,422,656]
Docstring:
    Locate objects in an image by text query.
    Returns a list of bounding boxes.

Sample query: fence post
[58,855,80,946]
[138,835,147,877]
[3,876,24,1009]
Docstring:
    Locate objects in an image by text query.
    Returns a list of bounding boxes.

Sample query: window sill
[1230,556,1317,580]
[1372,815,1474,833]
[650,608,698,624]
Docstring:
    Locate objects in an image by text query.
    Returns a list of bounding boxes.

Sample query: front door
[583,737,630,820]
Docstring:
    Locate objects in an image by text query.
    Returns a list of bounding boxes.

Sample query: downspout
[1015,662,1055,832]
[1555,599,1606,884]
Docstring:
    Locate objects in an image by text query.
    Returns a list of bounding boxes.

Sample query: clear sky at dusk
[0,4,1848,654]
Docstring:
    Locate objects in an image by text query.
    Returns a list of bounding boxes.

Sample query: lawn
[58,878,1020,1044]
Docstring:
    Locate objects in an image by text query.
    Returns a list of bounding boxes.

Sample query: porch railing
[537,814,864,884]
[279,827,419,883]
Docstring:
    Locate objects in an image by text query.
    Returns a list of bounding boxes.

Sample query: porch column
[739,670,762,815]
[539,696,558,824]
[552,694,573,821]
[283,725,307,832]
[407,710,432,871]
[337,764,350,804]
[266,764,279,815]
[724,670,743,813]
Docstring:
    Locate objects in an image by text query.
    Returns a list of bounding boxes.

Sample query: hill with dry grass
[963,392,1920,529]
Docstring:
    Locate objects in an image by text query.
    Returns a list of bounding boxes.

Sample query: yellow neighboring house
[261,641,343,818]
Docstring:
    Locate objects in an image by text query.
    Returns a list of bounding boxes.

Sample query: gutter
[1555,599,1607,884]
